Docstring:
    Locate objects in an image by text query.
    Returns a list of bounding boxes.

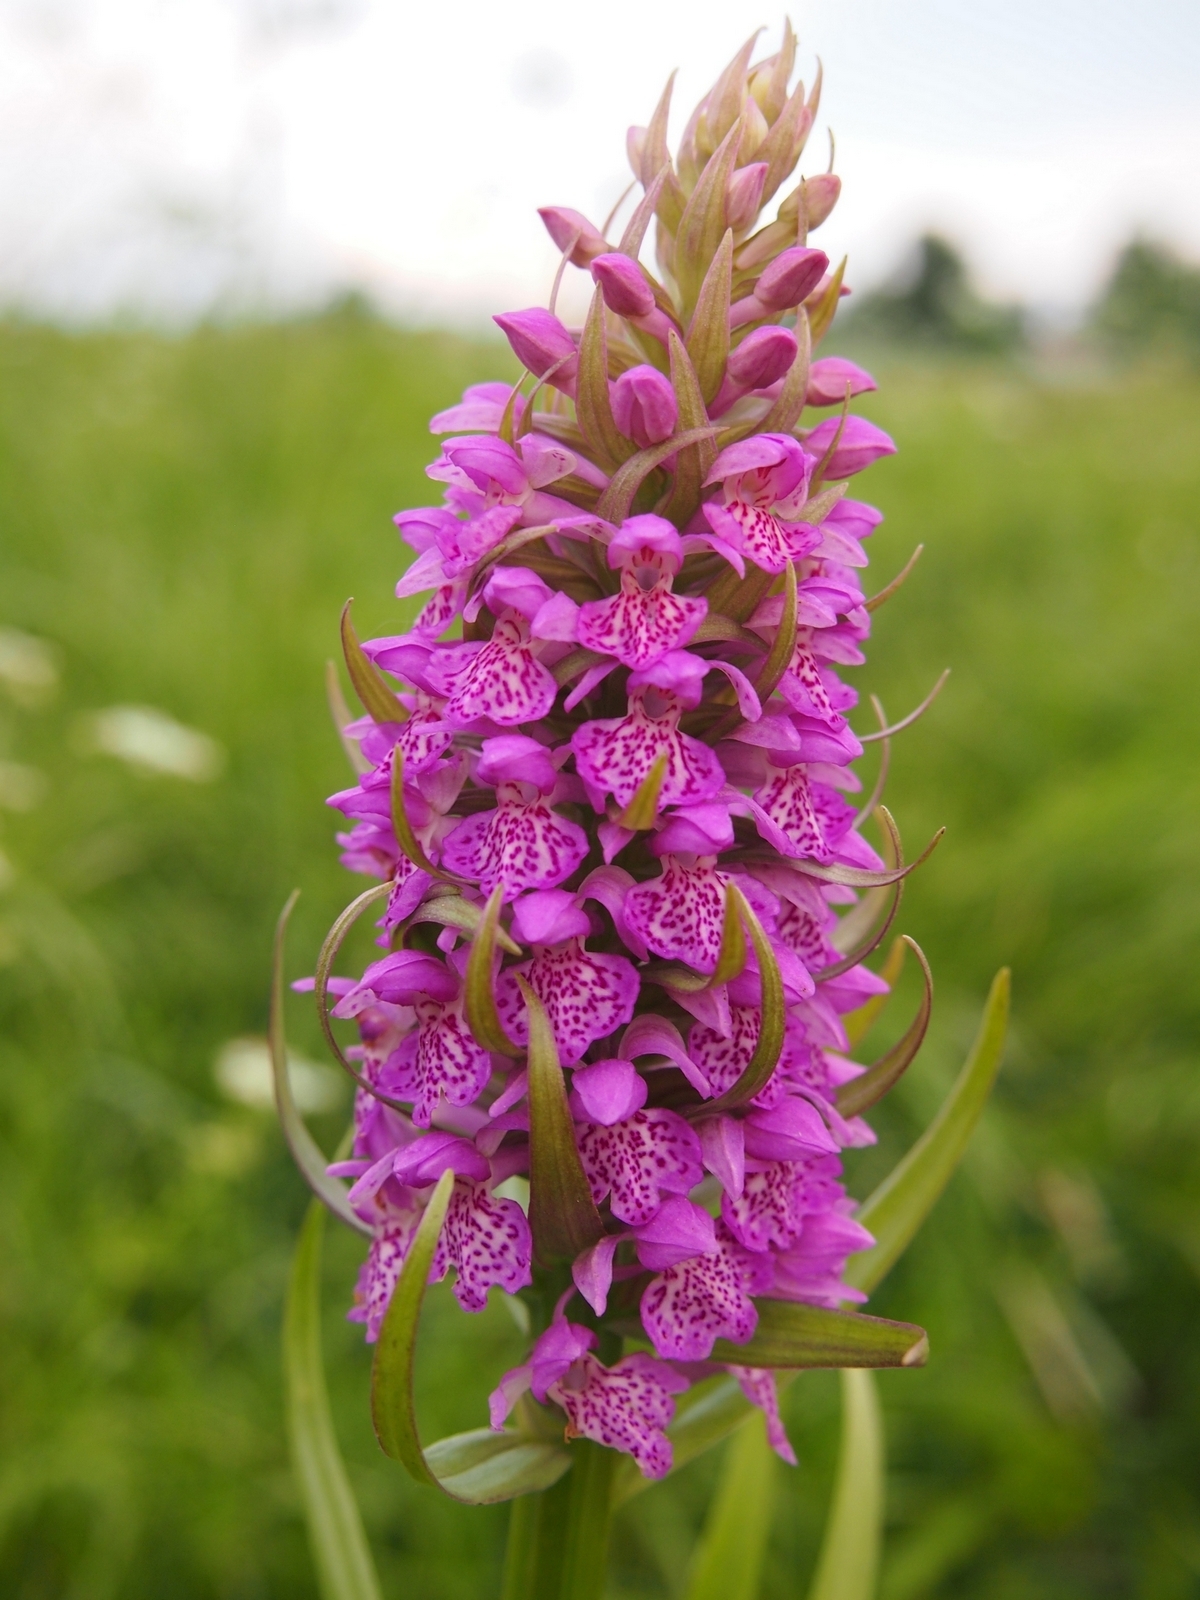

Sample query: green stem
[501,1440,617,1600]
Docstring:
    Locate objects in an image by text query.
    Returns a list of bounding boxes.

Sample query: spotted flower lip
[310,28,922,1488]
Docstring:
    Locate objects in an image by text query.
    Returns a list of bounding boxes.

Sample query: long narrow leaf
[806,1370,884,1600]
[271,892,369,1235]
[684,1413,777,1600]
[370,1168,455,1486]
[522,975,605,1262]
[709,1299,928,1369]
[846,968,1011,1296]
[284,1202,383,1600]
[843,936,907,1050]
[390,748,454,881]
[313,882,410,1110]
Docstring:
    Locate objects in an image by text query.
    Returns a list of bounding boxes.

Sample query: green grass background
[0,309,1197,1598]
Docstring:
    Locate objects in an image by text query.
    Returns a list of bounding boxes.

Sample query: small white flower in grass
[84,705,225,781]
[0,629,58,707]
[214,1036,344,1114]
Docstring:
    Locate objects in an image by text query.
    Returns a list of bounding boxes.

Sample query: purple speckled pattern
[303,29,924,1477]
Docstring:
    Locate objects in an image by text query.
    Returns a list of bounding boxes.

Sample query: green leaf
[339,599,404,725]
[314,882,408,1108]
[390,746,455,882]
[842,935,907,1050]
[522,975,605,1263]
[807,256,847,346]
[686,230,733,405]
[846,967,1011,1297]
[593,426,718,525]
[284,1202,383,1600]
[819,808,903,981]
[865,544,924,614]
[422,1429,571,1504]
[663,332,718,525]
[703,885,785,1113]
[402,889,522,956]
[618,752,669,830]
[325,660,369,775]
[684,1413,777,1600]
[836,936,932,1118]
[370,1168,455,1486]
[806,1370,884,1600]
[576,286,632,469]
[675,118,742,314]
[709,882,748,987]
[760,308,812,434]
[271,892,369,1235]
[463,885,520,1054]
[709,1299,928,1369]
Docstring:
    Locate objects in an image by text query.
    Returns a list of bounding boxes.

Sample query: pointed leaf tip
[340,599,405,725]
[521,974,605,1263]
[836,935,932,1118]
[464,885,520,1055]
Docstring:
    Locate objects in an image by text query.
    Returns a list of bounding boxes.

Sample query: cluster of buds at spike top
[308,27,931,1483]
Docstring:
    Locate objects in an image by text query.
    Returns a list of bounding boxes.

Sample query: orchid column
[272,23,1008,1600]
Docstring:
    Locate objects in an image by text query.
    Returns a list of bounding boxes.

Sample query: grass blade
[684,1413,777,1600]
[284,1202,383,1600]
[806,1370,884,1600]
[846,968,1011,1296]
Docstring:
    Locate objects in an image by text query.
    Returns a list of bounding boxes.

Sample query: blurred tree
[844,234,1024,354]
[1091,239,1200,357]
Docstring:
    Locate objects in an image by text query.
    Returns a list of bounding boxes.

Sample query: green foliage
[0,317,1198,1596]
[1091,239,1200,359]
[845,236,1024,353]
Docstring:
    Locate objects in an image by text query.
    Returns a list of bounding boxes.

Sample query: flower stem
[501,1440,617,1600]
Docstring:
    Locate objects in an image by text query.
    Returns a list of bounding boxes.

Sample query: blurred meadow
[1,302,1199,1599]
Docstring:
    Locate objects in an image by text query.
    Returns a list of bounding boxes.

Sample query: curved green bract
[463,886,521,1054]
[340,599,405,725]
[806,1370,884,1600]
[370,1168,455,1487]
[836,936,933,1118]
[284,1202,383,1600]
[423,1429,571,1504]
[846,967,1011,1296]
[271,892,369,1236]
[703,884,785,1112]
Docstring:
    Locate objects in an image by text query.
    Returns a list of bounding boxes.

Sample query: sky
[0,0,1197,327]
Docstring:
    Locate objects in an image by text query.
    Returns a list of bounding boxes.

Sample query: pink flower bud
[725,162,768,233]
[802,172,842,230]
[493,308,578,392]
[806,357,877,408]
[755,247,829,311]
[591,252,657,319]
[538,206,609,267]
[727,325,798,391]
[804,415,896,478]
[611,364,678,447]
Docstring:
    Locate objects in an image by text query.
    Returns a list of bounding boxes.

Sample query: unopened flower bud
[755,246,829,311]
[725,162,768,233]
[611,364,678,448]
[591,253,657,320]
[539,206,609,268]
[727,324,798,390]
[806,357,876,408]
[493,308,578,392]
[801,173,841,231]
